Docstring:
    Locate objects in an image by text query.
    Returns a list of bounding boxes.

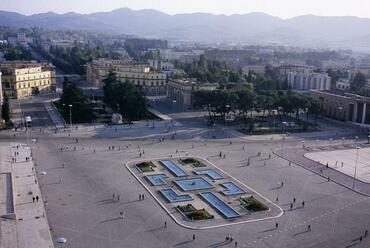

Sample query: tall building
[0,62,56,99]
[86,59,167,96]
[287,72,331,91]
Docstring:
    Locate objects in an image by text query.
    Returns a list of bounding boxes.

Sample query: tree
[1,93,10,123]
[60,77,95,123]
[102,71,148,120]
[351,72,367,93]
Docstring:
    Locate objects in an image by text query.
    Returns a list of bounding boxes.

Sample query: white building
[288,72,331,91]
[336,79,351,91]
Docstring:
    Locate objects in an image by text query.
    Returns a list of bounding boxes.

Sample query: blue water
[160,160,187,177]
[146,174,167,186]
[160,188,193,203]
[194,169,223,180]
[221,182,246,196]
[174,177,213,191]
[200,192,240,218]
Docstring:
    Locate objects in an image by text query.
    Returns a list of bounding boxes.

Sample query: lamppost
[302,140,305,149]
[342,137,346,145]
[338,106,343,121]
[368,135,370,144]
[172,100,176,112]
[353,147,360,189]
[68,104,73,128]
[225,104,230,126]
[281,136,286,155]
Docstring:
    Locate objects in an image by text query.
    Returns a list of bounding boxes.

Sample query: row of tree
[193,88,323,124]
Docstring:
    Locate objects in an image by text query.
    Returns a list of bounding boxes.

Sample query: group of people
[32,195,40,203]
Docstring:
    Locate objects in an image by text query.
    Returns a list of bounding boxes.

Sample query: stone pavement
[0,143,54,248]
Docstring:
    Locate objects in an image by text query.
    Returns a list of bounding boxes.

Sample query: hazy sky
[2,0,370,19]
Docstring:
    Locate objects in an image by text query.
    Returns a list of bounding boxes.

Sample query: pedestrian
[308,225,311,231]
[360,236,363,242]
[281,182,284,188]
[289,161,291,166]
[342,162,344,167]
[120,211,124,219]
[164,221,167,228]
[34,179,37,184]
[293,197,296,203]
[320,168,323,173]
[139,194,141,201]
[269,154,271,159]
[117,195,120,201]
[290,203,293,210]
[142,194,144,200]
[302,201,305,207]
[193,234,195,240]
[364,229,368,237]
[36,195,39,202]
[32,196,35,203]
[328,177,330,182]
[276,222,279,229]
[235,241,238,247]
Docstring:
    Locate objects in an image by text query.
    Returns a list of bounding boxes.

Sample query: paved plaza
[1,96,370,247]
[305,147,370,183]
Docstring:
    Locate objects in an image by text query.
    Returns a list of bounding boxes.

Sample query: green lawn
[240,196,269,212]
[136,161,156,173]
[180,158,206,167]
[177,204,213,220]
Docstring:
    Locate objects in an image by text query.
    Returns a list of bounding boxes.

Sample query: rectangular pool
[160,160,187,177]
[194,169,223,180]
[200,192,240,218]
[174,177,213,191]
[160,188,193,203]
[146,174,167,186]
[221,182,246,196]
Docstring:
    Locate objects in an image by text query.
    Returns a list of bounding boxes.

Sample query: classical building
[310,90,370,125]
[86,59,167,96]
[167,78,218,109]
[0,62,56,99]
[288,72,331,91]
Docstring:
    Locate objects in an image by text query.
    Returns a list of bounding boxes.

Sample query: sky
[2,0,370,19]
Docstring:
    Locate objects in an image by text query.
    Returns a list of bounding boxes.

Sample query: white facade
[336,79,351,90]
[288,72,331,91]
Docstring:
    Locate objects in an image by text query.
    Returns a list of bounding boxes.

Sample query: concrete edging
[125,155,284,230]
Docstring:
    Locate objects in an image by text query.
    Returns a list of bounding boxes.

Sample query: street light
[172,100,176,112]
[225,105,230,126]
[353,147,360,189]
[68,104,73,128]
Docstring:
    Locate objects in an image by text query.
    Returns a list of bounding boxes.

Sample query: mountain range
[1,8,370,51]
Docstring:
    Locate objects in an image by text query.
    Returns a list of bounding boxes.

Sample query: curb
[125,155,284,230]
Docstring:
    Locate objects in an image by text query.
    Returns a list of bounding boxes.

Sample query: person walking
[117,195,120,201]
[308,225,311,231]
[164,221,167,228]
[193,234,195,240]
[293,197,296,203]
[36,195,39,202]
[32,196,35,203]
[120,211,125,219]
[302,201,305,207]
[275,222,279,229]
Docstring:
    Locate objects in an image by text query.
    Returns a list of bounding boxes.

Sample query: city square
[1,96,370,247]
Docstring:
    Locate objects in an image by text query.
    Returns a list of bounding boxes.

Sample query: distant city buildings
[287,71,331,91]
[277,64,315,76]
[7,33,33,46]
[0,61,56,99]
[86,59,167,96]
[310,90,370,125]
[166,78,218,109]
[242,65,266,75]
